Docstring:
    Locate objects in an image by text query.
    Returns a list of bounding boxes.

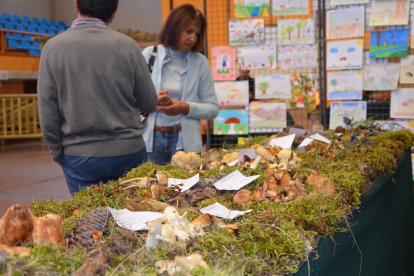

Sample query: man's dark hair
[77,0,118,23]
[158,4,206,53]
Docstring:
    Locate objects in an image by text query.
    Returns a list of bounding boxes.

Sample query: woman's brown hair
[158,4,206,53]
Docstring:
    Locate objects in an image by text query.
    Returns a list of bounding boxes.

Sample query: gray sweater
[37,24,157,162]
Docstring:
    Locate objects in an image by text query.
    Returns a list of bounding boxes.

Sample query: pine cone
[66,207,111,248]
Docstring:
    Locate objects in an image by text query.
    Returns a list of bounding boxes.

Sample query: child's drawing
[277,18,314,45]
[329,101,367,130]
[327,70,363,100]
[237,45,277,69]
[370,29,408,58]
[363,63,400,91]
[229,19,265,46]
[272,0,311,17]
[391,89,414,119]
[249,101,286,132]
[255,74,291,100]
[215,81,250,107]
[327,7,365,40]
[234,0,270,18]
[279,44,316,69]
[369,0,410,27]
[326,39,364,70]
[400,56,414,84]
[214,109,249,135]
[331,0,368,5]
[211,46,237,81]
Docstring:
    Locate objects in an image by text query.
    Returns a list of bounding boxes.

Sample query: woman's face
[176,20,201,53]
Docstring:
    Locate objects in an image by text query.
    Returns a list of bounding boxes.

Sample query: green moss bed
[1,129,413,275]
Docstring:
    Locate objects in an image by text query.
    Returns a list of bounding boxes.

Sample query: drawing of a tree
[258,82,269,95]
[296,21,302,39]
[302,19,308,38]
[286,26,294,40]
[268,55,276,68]
[330,79,338,92]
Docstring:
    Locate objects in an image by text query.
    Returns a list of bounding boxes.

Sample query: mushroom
[224,117,240,134]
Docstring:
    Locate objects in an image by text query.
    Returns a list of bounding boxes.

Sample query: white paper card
[238,149,257,161]
[168,174,200,192]
[269,134,295,149]
[297,137,314,148]
[200,202,252,220]
[309,133,331,144]
[213,170,260,190]
[108,207,164,231]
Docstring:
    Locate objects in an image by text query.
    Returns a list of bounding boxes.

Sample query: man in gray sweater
[37,0,157,194]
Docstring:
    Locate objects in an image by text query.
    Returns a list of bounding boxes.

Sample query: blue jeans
[147,131,179,165]
[62,147,147,195]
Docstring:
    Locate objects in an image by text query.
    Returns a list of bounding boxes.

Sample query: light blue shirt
[155,48,188,127]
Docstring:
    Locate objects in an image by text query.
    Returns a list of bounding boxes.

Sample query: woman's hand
[157,90,172,106]
[157,99,189,115]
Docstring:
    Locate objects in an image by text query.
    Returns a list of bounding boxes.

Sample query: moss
[6,129,413,275]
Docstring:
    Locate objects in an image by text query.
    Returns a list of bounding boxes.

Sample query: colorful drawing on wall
[331,0,369,6]
[234,0,270,18]
[369,29,408,58]
[229,19,265,46]
[272,0,311,17]
[277,18,314,45]
[214,109,249,135]
[327,70,363,100]
[237,45,277,70]
[326,7,365,40]
[249,101,286,132]
[400,56,414,84]
[329,101,367,130]
[211,46,237,81]
[255,74,291,100]
[279,44,316,69]
[362,63,400,91]
[214,81,249,107]
[326,39,363,70]
[391,89,414,119]
[290,73,317,112]
[369,0,410,27]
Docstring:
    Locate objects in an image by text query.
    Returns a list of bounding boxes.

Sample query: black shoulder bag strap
[147,45,158,74]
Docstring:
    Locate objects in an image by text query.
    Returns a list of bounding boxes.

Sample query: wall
[0,0,52,19]
[0,0,162,33]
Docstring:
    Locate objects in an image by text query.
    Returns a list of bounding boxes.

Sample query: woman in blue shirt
[142,4,219,165]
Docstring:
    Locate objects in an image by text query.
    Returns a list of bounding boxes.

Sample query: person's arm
[37,45,64,164]
[184,56,219,120]
[133,46,158,113]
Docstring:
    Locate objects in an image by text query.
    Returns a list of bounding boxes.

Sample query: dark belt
[154,124,181,133]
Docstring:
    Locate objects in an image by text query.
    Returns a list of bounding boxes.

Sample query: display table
[297,151,414,276]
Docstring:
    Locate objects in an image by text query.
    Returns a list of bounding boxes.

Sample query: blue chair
[5,32,13,39]
[29,49,40,57]
[12,33,23,40]
[0,17,5,24]
[12,14,21,23]
[38,28,47,34]
[23,34,32,41]
[20,40,32,50]
[47,29,57,36]
[32,17,40,24]
[41,18,49,26]
[31,41,41,50]
[0,23,4,29]
[2,13,12,21]
[49,20,57,27]
[17,25,27,32]
[22,16,31,23]
[7,39,20,49]
[27,26,38,33]
[5,24,16,30]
